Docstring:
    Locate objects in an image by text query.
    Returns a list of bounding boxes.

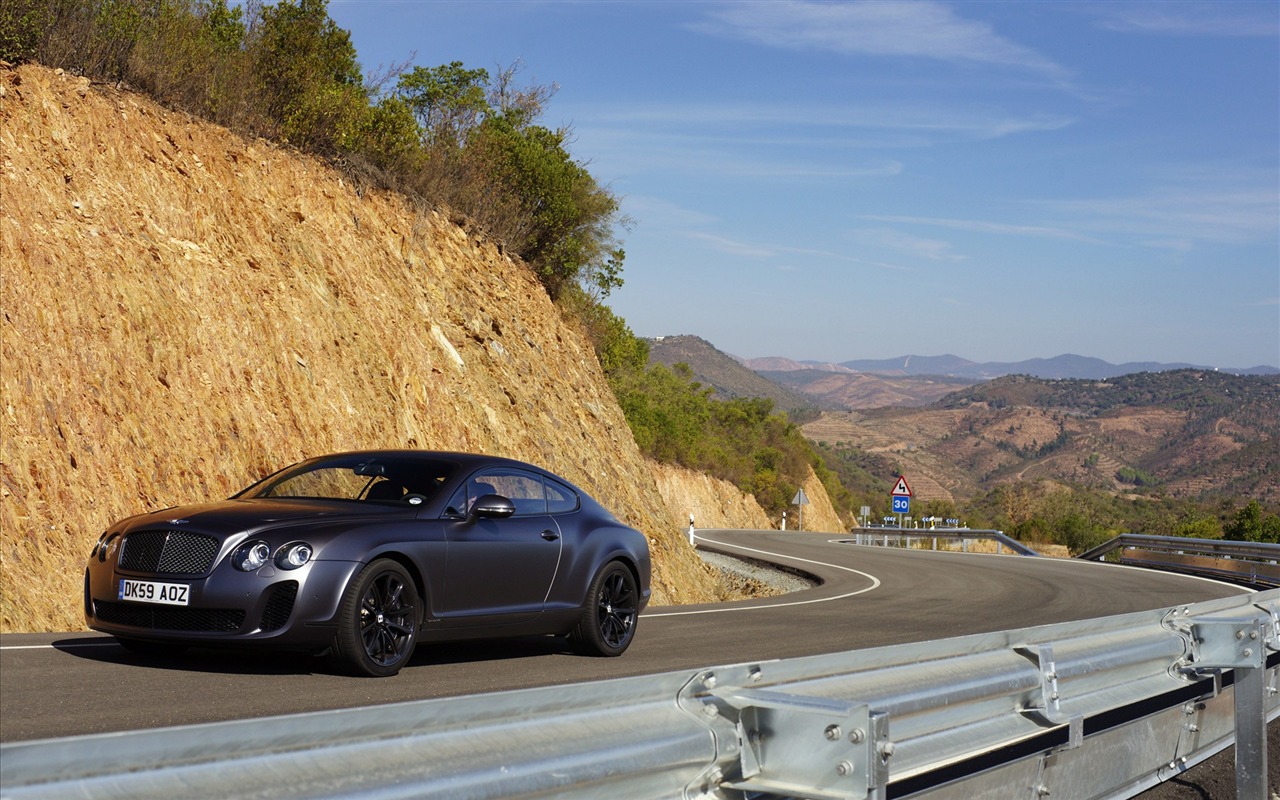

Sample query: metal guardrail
[3,589,1277,800]
[1079,534,1280,588]
[846,527,1040,556]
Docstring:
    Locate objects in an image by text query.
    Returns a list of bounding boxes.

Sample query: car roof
[312,450,556,476]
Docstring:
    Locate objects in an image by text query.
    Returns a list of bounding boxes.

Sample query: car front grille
[94,600,245,632]
[260,581,298,632]
[119,530,220,575]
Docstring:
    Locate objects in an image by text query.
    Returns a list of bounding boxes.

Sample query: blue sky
[328,0,1279,369]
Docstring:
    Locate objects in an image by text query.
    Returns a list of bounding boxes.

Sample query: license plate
[118,579,190,606]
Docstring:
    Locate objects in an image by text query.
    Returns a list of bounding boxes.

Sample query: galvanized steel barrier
[847,527,1038,556]
[1080,533,1280,589]
[3,588,1277,800]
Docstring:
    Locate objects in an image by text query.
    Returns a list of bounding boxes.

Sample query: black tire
[116,637,187,657]
[332,559,419,677]
[572,561,638,657]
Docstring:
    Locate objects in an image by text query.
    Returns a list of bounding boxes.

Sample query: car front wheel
[333,559,419,677]
[572,561,638,657]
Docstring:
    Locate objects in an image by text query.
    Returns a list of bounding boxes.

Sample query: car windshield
[239,455,457,503]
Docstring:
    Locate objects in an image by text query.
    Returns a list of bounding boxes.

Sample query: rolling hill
[649,336,968,411]
[803,371,1280,504]
[645,335,825,415]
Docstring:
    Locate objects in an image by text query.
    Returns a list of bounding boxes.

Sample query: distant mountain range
[745,353,1279,380]
[649,335,1278,412]
[648,335,1279,503]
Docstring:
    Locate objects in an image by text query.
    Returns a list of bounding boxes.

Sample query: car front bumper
[84,558,364,651]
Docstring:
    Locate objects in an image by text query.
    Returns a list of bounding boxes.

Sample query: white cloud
[1049,187,1280,247]
[685,231,777,259]
[579,103,1075,143]
[1090,1,1280,37]
[860,178,1280,251]
[849,227,966,261]
[694,0,1070,77]
[860,214,1102,244]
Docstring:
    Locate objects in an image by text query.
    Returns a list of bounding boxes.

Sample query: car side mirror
[469,494,516,521]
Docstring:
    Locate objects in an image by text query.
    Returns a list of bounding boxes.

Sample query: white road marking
[646,532,881,618]
[0,641,117,651]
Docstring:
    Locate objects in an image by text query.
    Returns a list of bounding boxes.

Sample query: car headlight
[99,534,120,563]
[275,542,313,570]
[232,540,272,571]
[90,532,108,558]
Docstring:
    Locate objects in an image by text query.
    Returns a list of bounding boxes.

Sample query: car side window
[545,478,579,514]
[444,468,551,517]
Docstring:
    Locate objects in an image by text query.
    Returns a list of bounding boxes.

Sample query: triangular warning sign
[891,476,912,497]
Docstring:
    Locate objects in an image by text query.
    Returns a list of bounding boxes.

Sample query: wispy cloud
[859,185,1278,255]
[848,227,966,262]
[1048,186,1280,247]
[860,214,1101,244]
[693,0,1070,77]
[584,104,1074,140]
[575,101,1073,182]
[684,231,776,259]
[1089,1,1280,37]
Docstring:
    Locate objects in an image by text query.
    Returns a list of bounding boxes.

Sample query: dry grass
[1,64,724,632]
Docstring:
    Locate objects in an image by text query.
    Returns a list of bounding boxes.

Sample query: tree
[395,61,489,146]
[390,61,627,300]
[351,94,427,175]
[470,114,625,299]
[1172,511,1220,539]
[1224,500,1280,543]
[251,0,366,152]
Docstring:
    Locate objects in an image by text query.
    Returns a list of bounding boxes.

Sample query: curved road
[0,530,1248,742]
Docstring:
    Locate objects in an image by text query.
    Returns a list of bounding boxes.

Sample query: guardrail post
[1187,616,1270,800]
[679,668,892,800]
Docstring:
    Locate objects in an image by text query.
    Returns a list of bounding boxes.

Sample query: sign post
[791,488,809,531]
[890,475,912,527]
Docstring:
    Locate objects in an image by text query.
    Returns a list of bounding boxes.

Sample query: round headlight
[233,541,271,572]
[276,542,313,570]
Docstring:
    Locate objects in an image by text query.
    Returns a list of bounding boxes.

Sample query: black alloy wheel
[573,561,638,657]
[334,559,419,677]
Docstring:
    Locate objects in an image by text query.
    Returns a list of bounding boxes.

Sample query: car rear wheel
[572,561,638,657]
[333,559,419,677]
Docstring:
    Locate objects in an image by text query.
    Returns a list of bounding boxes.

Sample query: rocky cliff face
[2,64,759,631]
[651,462,846,535]
[651,462,772,531]
[793,465,846,533]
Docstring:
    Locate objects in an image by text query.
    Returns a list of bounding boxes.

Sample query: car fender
[548,524,650,611]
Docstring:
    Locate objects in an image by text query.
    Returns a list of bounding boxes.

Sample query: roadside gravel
[698,548,817,595]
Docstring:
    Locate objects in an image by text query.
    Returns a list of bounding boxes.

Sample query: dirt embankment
[1,64,788,631]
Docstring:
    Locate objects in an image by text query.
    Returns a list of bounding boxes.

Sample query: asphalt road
[0,530,1249,744]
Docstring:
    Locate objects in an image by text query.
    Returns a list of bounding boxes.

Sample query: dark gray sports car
[84,451,651,676]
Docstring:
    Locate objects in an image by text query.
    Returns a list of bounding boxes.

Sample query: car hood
[120,498,406,538]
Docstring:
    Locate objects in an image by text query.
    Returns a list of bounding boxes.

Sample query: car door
[440,468,563,625]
